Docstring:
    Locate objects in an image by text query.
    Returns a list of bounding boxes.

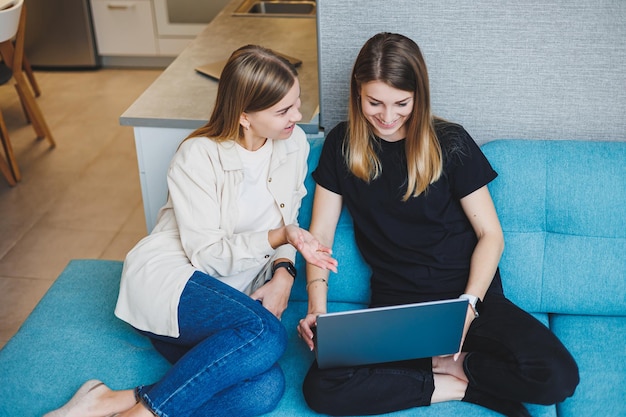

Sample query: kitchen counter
[120,0,319,131]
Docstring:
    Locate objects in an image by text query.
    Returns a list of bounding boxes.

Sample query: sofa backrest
[483,139,626,315]
[296,138,626,314]
[293,138,372,304]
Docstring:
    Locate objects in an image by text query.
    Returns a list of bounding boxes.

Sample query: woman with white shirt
[44,44,337,417]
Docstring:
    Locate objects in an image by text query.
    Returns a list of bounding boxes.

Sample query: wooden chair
[0,0,55,184]
[21,53,41,97]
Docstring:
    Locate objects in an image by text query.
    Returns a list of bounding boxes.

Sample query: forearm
[464,233,504,300]
[186,229,274,277]
[268,226,289,249]
[268,226,301,265]
[303,185,342,315]
[459,186,504,301]
[306,264,330,314]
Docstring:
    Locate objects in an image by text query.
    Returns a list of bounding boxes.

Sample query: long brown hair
[346,32,442,200]
[186,44,298,142]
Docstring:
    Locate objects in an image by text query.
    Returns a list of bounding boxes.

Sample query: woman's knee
[257,309,288,357]
[226,297,287,347]
[250,364,286,414]
[302,364,360,415]
[206,364,285,416]
[302,365,336,414]
[533,351,579,404]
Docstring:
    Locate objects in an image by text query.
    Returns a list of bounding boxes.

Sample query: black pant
[302,294,579,417]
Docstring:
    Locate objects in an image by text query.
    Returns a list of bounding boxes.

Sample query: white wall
[317,0,626,144]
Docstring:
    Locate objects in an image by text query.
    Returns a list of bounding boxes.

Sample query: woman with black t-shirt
[296,32,579,417]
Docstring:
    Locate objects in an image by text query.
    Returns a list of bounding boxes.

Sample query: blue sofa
[0,138,624,417]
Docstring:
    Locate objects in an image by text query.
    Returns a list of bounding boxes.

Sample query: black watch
[272,261,297,280]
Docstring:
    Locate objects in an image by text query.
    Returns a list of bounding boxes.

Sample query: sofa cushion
[4,138,622,417]
[0,260,170,417]
[549,314,626,417]
[0,259,539,417]
[482,140,626,315]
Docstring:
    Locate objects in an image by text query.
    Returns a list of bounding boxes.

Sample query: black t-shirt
[313,121,500,307]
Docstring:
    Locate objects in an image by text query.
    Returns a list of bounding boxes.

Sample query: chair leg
[0,110,20,184]
[0,152,17,186]
[0,155,17,186]
[13,76,55,148]
[0,141,17,186]
[14,82,38,130]
[20,52,41,97]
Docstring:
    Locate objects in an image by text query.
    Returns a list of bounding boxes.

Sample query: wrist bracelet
[306,278,328,290]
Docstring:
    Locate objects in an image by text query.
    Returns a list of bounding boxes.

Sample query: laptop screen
[314,298,467,369]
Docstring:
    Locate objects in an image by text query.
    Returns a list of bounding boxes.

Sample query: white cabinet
[133,126,193,231]
[89,0,221,58]
[90,0,158,55]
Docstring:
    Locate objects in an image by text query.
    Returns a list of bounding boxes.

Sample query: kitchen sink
[233,0,316,17]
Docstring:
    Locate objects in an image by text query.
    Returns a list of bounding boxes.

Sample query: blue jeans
[135,271,288,417]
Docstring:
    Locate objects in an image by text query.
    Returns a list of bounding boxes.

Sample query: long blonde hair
[346,33,442,201]
[186,44,298,142]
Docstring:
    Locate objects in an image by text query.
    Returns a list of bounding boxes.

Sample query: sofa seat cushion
[549,314,626,417]
[0,260,170,416]
[0,259,555,417]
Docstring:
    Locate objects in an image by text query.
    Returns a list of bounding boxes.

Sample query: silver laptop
[314,298,468,369]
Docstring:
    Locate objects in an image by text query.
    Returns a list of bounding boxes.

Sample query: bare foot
[43,380,136,417]
[432,353,469,383]
[431,374,468,403]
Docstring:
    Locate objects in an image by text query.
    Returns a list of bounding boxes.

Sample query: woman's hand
[285,225,338,273]
[297,312,321,351]
[251,270,294,320]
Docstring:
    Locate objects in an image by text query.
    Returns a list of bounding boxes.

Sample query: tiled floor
[0,68,162,348]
